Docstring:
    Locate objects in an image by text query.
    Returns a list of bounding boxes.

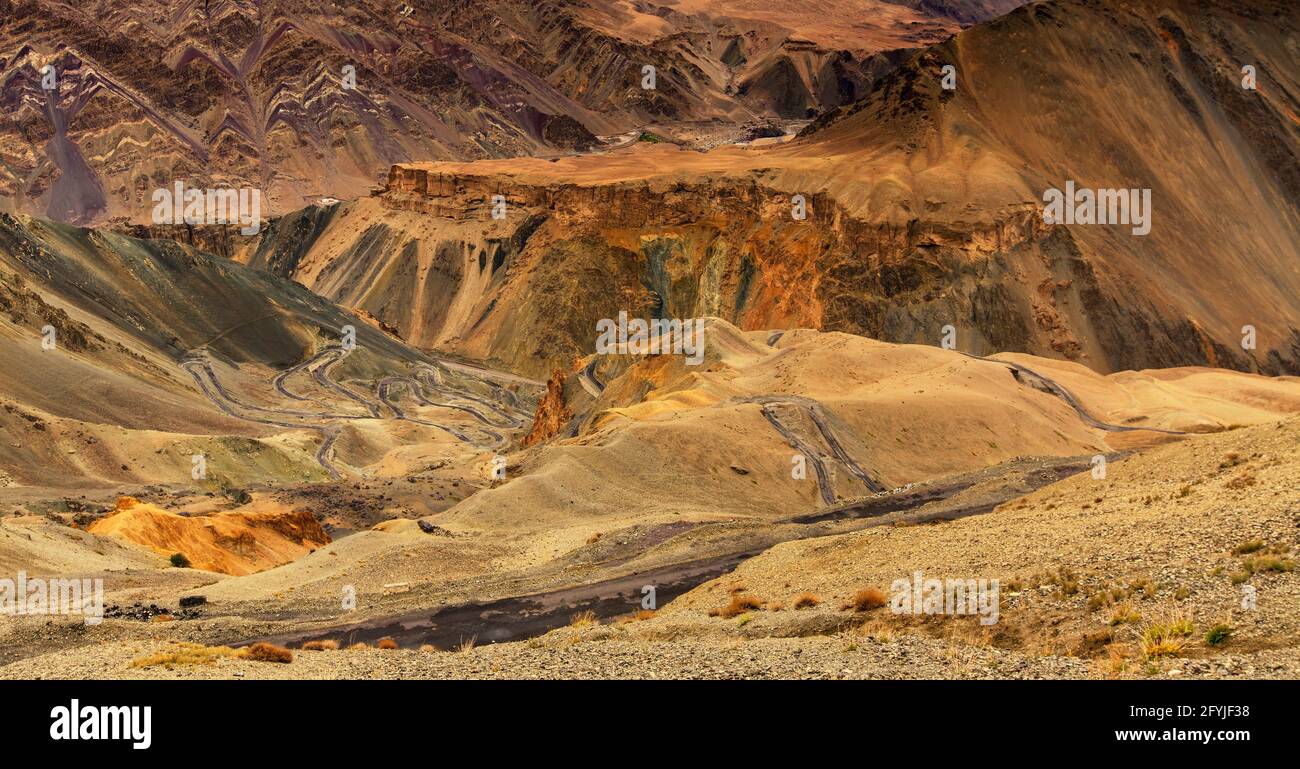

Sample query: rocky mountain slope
[0,0,1014,225]
[0,211,533,493]
[243,0,1299,379]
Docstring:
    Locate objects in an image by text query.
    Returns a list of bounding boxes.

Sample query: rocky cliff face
[245,0,1300,380]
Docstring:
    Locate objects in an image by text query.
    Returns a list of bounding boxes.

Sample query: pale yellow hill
[87,498,330,576]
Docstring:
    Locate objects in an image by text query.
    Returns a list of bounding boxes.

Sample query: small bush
[1109,603,1141,626]
[169,552,191,568]
[245,642,293,664]
[1232,540,1265,556]
[419,644,438,653]
[1244,555,1295,575]
[1141,625,1187,659]
[570,610,598,627]
[792,592,821,609]
[843,587,888,612]
[1205,624,1233,647]
[377,637,399,650]
[717,594,763,619]
[302,640,339,651]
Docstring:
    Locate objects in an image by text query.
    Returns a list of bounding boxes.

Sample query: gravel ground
[3,626,1297,680]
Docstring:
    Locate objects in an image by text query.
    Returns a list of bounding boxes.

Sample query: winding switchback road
[181,346,536,476]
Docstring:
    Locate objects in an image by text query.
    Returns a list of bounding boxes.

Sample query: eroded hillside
[239,0,1300,379]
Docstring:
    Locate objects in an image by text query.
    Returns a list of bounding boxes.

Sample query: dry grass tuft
[301,640,339,651]
[716,594,764,619]
[792,592,821,609]
[245,642,293,664]
[842,587,887,612]
[377,637,399,650]
[1109,602,1142,626]
[1139,615,1195,659]
[130,643,243,669]
[1231,539,1264,555]
[569,610,598,627]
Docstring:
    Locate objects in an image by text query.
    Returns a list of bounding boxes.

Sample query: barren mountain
[0,211,536,496]
[1,0,1298,687]
[0,0,1014,225]
[243,0,1300,379]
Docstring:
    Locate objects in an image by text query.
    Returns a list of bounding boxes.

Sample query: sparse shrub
[131,643,242,668]
[843,587,887,612]
[169,552,191,568]
[1204,623,1233,647]
[245,642,293,664]
[717,594,764,618]
[1109,603,1141,626]
[1243,555,1294,575]
[792,592,821,609]
[377,637,399,650]
[455,636,477,654]
[1039,567,1079,596]
[348,642,369,650]
[585,532,602,545]
[736,613,754,626]
[570,610,598,627]
[1141,624,1187,659]
[419,644,437,653]
[1232,540,1264,556]
[1129,578,1154,596]
[302,640,339,651]
[1102,644,1132,676]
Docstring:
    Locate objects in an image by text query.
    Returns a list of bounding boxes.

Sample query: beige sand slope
[434,320,1300,562]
